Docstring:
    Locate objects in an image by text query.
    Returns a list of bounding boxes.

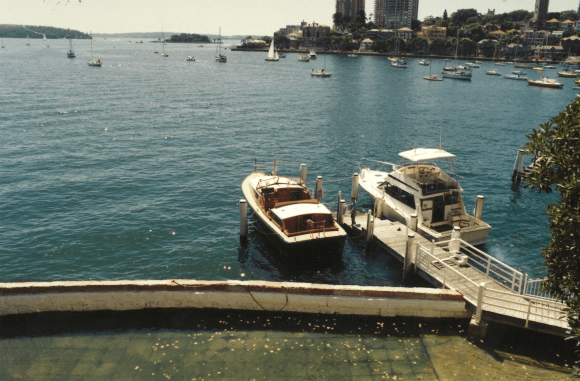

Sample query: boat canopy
[399,148,456,162]
[251,176,302,191]
[271,203,331,220]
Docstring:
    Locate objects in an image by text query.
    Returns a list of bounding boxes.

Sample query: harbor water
[0,37,576,379]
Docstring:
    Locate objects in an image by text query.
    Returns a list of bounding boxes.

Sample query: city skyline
[0,0,575,36]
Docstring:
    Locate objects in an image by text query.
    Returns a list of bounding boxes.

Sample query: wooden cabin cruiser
[241,169,346,256]
[527,76,563,89]
[359,148,491,246]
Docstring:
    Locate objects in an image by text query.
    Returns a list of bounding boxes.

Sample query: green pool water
[0,309,574,380]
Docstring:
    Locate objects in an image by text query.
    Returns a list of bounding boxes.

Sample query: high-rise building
[534,0,549,22]
[335,0,365,20]
[374,0,418,29]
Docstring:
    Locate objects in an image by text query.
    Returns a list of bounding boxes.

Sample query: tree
[333,12,343,28]
[451,9,479,26]
[411,19,422,32]
[355,9,367,24]
[463,23,486,42]
[460,38,476,56]
[262,36,272,44]
[406,37,428,53]
[523,99,580,353]
[560,10,578,21]
[478,40,496,57]
[429,37,451,55]
[466,16,480,25]
[443,9,448,20]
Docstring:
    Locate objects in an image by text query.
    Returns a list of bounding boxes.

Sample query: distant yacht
[1,38,5,48]
[215,27,226,62]
[67,38,75,58]
[87,36,102,67]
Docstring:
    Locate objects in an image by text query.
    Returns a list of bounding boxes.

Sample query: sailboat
[265,39,279,62]
[67,37,75,58]
[215,28,226,62]
[161,27,168,57]
[26,35,30,46]
[1,38,5,48]
[485,48,501,76]
[441,32,472,80]
[87,35,102,67]
[311,51,331,77]
[43,34,49,48]
[424,60,442,81]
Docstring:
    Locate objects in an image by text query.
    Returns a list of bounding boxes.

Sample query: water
[0,38,571,284]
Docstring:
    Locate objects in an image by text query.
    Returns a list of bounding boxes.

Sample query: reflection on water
[0,309,574,380]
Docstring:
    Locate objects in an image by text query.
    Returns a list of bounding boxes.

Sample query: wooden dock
[341,213,569,337]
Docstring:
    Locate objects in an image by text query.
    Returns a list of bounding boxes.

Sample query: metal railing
[415,240,568,329]
[430,239,525,294]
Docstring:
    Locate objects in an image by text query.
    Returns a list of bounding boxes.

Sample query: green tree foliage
[501,18,514,31]
[261,36,272,44]
[560,10,578,21]
[429,37,451,55]
[406,37,428,53]
[0,24,89,39]
[459,38,476,56]
[463,23,486,42]
[411,19,422,32]
[465,16,480,25]
[523,99,580,350]
[333,12,343,27]
[274,34,290,47]
[478,40,496,57]
[169,33,210,43]
[370,39,389,53]
[451,9,479,26]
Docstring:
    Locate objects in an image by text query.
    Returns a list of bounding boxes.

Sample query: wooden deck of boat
[341,214,569,336]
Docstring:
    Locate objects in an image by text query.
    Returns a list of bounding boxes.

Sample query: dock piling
[351,173,359,200]
[474,196,485,220]
[365,211,374,252]
[475,282,486,324]
[239,199,248,242]
[403,232,415,281]
[300,164,307,183]
[315,176,323,200]
[511,149,525,184]
[337,190,343,224]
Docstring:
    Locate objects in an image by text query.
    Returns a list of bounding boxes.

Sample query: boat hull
[241,172,346,258]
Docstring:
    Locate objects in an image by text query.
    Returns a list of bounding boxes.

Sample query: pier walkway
[342,214,569,337]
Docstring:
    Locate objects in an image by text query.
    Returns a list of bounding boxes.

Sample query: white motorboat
[309,50,317,59]
[418,60,430,66]
[503,73,528,80]
[359,148,492,245]
[298,55,310,62]
[185,56,195,61]
[391,60,407,68]
[527,76,564,89]
[348,54,358,58]
[485,69,501,76]
[241,164,346,257]
[265,39,279,62]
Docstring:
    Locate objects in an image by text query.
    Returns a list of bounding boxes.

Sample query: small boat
[309,50,317,59]
[503,73,528,80]
[1,38,5,48]
[26,35,30,46]
[298,55,310,62]
[442,69,472,80]
[543,65,557,69]
[359,148,492,246]
[153,50,158,54]
[241,161,347,257]
[485,69,501,76]
[311,68,331,77]
[514,63,531,68]
[527,76,564,88]
[185,56,195,61]
[575,78,580,85]
[511,69,527,75]
[265,39,279,62]
[418,60,430,66]
[391,60,407,68]
[87,36,102,67]
[279,53,286,58]
[557,70,578,78]
[424,74,443,81]
[532,66,544,71]
[215,27,227,62]
[494,62,505,66]
[67,38,75,58]
[348,54,358,58]
[465,62,479,68]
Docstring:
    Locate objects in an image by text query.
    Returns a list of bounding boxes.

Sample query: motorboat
[532,66,544,71]
[391,60,407,68]
[423,74,443,81]
[348,54,358,58]
[311,69,331,77]
[557,70,578,78]
[485,68,502,76]
[543,65,557,69]
[418,60,430,66]
[511,69,527,75]
[527,76,564,88]
[241,165,347,256]
[494,62,506,66]
[309,50,317,59]
[504,73,527,80]
[279,53,286,58]
[186,56,195,61]
[298,55,310,62]
[359,148,492,245]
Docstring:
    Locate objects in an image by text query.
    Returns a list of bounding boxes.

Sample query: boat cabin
[252,176,338,236]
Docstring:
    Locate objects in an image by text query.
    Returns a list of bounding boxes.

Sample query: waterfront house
[507,43,530,57]
[562,36,580,55]
[489,30,507,39]
[364,29,395,40]
[551,30,564,39]
[360,38,373,51]
[396,27,413,40]
[560,20,575,31]
[421,25,446,42]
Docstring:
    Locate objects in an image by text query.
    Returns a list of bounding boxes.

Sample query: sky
[1,0,576,36]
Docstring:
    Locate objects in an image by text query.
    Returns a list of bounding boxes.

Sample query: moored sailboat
[265,39,279,62]
[67,37,75,58]
[215,27,226,62]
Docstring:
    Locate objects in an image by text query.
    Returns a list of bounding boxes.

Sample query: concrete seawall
[0,280,471,319]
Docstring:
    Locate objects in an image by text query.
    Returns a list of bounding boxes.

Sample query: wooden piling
[239,199,248,242]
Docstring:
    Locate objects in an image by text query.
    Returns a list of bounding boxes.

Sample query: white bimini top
[399,148,456,162]
[271,203,331,220]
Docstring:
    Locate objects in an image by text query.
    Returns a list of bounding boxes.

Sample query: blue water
[0,38,570,284]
